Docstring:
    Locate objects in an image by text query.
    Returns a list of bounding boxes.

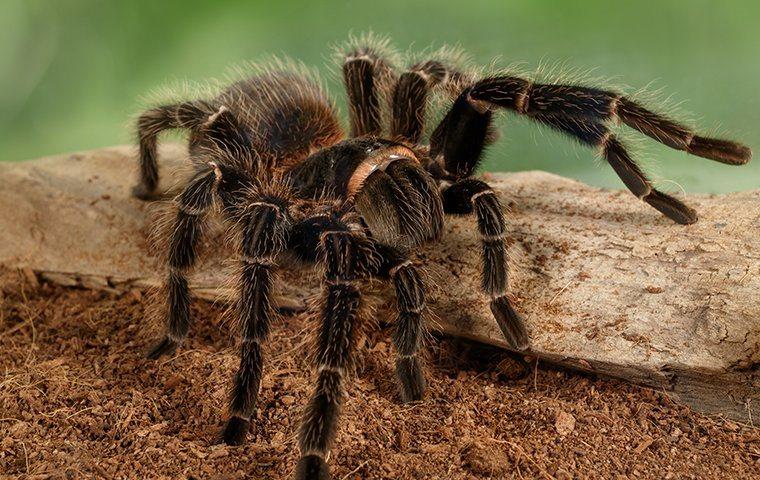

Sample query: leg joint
[515,81,533,114]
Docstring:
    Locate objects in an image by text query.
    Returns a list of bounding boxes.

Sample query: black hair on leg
[374,245,427,402]
[343,48,388,138]
[616,98,752,165]
[135,100,215,199]
[147,163,222,359]
[442,179,529,351]
[463,76,751,165]
[430,74,749,217]
[431,79,703,223]
[389,60,449,144]
[296,224,376,480]
[534,115,697,224]
[428,93,493,180]
[222,186,292,446]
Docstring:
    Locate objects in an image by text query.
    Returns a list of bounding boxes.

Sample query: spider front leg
[466,76,751,166]
[292,219,376,480]
[222,185,293,445]
[431,75,751,223]
[442,179,529,351]
[374,245,427,401]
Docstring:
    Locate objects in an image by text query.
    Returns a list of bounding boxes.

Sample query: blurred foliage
[1,0,758,192]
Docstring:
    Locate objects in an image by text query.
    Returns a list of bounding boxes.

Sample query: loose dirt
[1,270,757,479]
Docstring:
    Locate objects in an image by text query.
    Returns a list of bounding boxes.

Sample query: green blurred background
[2,0,758,192]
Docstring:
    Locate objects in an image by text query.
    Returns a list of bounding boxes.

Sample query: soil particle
[554,410,576,436]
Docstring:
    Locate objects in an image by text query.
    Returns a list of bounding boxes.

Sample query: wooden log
[1,144,757,422]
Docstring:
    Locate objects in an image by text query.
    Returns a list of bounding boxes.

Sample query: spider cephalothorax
[133,35,750,480]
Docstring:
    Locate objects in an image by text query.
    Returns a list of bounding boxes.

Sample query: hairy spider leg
[441,179,529,350]
[146,165,218,359]
[534,114,698,224]
[373,244,428,402]
[147,109,257,360]
[432,76,751,223]
[135,100,219,199]
[222,184,293,445]
[389,60,450,144]
[467,77,751,165]
[342,47,390,138]
[293,219,377,480]
[424,94,529,350]
[147,157,253,360]
[428,92,493,179]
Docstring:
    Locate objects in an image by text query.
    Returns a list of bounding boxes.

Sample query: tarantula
[134,36,750,479]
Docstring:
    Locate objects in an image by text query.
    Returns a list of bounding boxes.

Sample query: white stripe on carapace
[346,145,420,198]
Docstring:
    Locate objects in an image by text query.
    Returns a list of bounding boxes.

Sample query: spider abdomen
[183,72,344,174]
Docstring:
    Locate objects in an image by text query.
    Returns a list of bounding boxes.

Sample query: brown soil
[1,269,758,479]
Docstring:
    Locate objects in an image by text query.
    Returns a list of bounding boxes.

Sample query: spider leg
[221,184,293,446]
[294,219,376,480]
[429,77,749,223]
[389,60,450,144]
[147,106,256,360]
[441,179,529,351]
[146,165,218,360]
[146,160,251,360]
[428,92,493,179]
[373,245,427,402]
[465,76,751,165]
[342,46,392,137]
[135,100,216,199]
[535,115,697,224]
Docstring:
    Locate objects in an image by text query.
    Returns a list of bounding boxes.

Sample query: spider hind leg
[135,100,216,199]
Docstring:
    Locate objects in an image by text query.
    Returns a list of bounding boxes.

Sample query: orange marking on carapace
[346,145,420,198]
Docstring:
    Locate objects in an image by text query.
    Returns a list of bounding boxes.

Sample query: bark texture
[1,144,757,421]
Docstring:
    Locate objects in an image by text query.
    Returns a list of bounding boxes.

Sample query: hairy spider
[134,36,750,479]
